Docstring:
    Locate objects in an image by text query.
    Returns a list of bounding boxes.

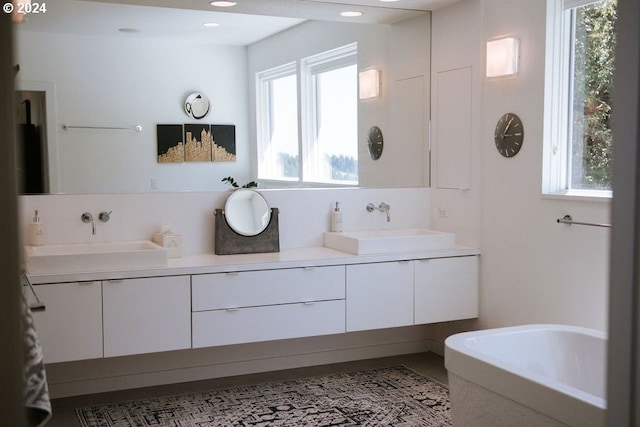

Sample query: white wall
[15,31,252,193]
[19,187,430,253]
[430,0,610,339]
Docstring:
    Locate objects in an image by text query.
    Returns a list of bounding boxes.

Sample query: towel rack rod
[62,124,142,132]
[556,214,611,228]
[21,270,46,312]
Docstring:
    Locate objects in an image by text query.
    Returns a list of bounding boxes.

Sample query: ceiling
[15,0,459,45]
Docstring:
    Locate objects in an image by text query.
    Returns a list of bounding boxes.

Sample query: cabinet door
[346,261,414,332]
[28,281,103,363]
[414,256,478,324]
[103,276,191,357]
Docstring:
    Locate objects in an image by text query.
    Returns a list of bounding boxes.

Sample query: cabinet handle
[106,279,124,284]
[226,307,240,312]
[226,272,239,276]
[303,267,315,270]
[303,301,315,306]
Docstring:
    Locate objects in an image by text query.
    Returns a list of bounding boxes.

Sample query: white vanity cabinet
[346,256,479,332]
[28,281,103,363]
[192,266,346,348]
[414,256,478,324]
[346,261,414,332]
[102,275,191,357]
[25,249,479,363]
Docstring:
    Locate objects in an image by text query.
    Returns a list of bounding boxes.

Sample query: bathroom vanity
[25,246,479,364]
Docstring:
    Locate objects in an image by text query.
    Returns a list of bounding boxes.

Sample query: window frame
[543,0,614,200]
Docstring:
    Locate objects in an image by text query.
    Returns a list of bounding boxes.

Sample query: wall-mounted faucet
[366,202,391,222]
[81,212,96,235]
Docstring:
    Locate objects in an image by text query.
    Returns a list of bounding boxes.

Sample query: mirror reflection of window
[257,43,358,186]
[257,63,299,181]
[310,64,358,185]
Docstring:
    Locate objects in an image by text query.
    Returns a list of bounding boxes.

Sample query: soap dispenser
[29,210,44,246]
[331,202,343,232]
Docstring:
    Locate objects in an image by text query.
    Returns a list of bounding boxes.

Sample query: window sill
[542,189,612,202]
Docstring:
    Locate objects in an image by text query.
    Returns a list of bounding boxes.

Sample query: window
[256,63,299,181]
[256,43,358,186]
[543,0,616,197]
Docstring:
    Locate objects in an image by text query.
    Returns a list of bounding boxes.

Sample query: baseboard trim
[48,337,433,398]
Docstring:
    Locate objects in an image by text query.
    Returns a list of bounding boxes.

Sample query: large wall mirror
[13,0,446,194]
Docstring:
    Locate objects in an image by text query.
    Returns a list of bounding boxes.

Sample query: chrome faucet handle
[81,212,93,223]
[99,211,112,222]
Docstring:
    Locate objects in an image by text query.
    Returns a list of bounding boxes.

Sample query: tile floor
[46,351,447,427]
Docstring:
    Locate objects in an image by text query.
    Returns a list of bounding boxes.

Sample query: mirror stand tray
[214,208,280,255]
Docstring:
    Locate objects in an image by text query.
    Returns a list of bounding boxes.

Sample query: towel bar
[556,214,611,228]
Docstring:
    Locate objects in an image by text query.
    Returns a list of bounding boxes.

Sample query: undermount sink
[324,228,456,255]
[24,240,168,275]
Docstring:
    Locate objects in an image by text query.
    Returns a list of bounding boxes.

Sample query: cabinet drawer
[192,266,345,311]
[192,299,345,348]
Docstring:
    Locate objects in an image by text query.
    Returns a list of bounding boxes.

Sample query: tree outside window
[570,0,616,191]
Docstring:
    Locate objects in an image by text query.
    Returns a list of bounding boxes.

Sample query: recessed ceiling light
[118,28,140,33]
[340,11,363,17]
[203,22,220,27]
[210,1,237,6]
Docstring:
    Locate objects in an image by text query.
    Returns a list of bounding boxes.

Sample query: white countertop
[25,246,480,284]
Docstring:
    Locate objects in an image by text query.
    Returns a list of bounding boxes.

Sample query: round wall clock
[494,113,524,158]
[367,126,384,160]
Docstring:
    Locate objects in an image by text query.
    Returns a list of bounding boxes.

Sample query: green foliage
[221,176,258,188]
[572,0,617,190]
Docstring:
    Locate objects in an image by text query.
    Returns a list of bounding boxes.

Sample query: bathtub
[444,324,606,427]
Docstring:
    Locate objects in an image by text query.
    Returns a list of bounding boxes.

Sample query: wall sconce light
[359,68,381,101]
[486,36,520,78]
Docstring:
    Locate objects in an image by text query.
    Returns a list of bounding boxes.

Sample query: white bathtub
[444,324,606,427]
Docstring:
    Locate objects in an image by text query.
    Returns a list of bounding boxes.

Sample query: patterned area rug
[76,366,451,426]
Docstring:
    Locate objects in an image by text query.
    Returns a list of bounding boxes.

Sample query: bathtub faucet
[366,202,391,222]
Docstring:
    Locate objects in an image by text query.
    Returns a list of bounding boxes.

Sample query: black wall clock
[494,113,524,158]
[367,126,384,160]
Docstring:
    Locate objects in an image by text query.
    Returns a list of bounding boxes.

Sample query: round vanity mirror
[224,189,271,236]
